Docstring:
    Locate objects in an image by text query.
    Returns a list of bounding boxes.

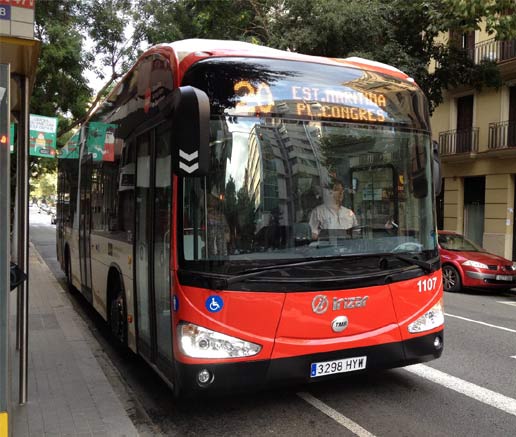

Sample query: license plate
[496,275,513,281]
[310,356,367,378]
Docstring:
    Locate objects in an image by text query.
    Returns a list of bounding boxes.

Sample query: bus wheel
[109,286,127,347]
[65,250,74,292]
[442,265,461,292]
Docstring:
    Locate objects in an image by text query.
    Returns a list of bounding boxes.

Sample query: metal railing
[472,38,516,64]
[488,121,516,149]
[438,128,479,156]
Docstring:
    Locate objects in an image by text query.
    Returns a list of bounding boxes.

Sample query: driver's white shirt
[309,204,358,236]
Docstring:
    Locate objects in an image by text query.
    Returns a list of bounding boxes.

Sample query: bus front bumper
[174,330,443,396]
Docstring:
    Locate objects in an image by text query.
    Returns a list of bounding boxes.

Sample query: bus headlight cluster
[178,322,262,358]
[408,299,444,334]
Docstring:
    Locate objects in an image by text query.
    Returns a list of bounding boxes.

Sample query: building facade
[431,23,516,261]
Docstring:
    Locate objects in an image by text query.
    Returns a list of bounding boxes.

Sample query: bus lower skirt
[174,330,443,396]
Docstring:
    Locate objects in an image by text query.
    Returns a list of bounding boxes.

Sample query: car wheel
[442,265,461,292]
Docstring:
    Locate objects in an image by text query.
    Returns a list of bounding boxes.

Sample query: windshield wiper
[203,255,366,290]
[186,253,439,290]
[389,253,439,274]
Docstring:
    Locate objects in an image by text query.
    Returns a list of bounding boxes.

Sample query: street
[29,206,516,436]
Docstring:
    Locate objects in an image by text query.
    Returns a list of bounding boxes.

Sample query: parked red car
[438,230,516,292]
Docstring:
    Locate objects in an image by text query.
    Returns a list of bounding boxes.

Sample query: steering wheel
[392,242,423,253]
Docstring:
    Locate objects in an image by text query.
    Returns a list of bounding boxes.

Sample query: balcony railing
[488,121,516,149]
[438,128,479,156]
[471,38,516,64]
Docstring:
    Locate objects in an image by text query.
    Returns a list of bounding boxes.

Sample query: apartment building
[431,24,516,261]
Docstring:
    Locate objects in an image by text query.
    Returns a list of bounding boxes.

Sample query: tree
[26,0,141,182]
[132,0,516,112]
[30,0,89,180]
[133,0,271,45]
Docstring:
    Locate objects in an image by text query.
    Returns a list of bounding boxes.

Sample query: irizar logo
[179,149,199,173]
[311,294,368,314]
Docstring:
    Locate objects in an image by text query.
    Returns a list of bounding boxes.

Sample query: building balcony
[471,38,516,64]
[438,128,479,156]
[488,121,516,149]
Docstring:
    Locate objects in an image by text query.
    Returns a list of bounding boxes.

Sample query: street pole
[0,63,11,436]
[15,74,29,405]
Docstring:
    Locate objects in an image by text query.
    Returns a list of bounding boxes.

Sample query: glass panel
[154,128,172,362]
[179,57,436,278]
[135,133,151,348]
[181,117,436,274]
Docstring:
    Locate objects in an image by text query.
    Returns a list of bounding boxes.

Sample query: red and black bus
[57,39,444,396]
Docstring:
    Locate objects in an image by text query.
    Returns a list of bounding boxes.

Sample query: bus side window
[118,141,136,241]
[183,178,206,260]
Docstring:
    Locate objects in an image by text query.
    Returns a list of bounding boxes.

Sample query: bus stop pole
[0,63,11,435]
[15,75,29,405]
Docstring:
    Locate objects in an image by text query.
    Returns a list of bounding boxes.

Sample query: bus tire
[65,247,74,293]
[442,264,461,292]
[108,273,128,347]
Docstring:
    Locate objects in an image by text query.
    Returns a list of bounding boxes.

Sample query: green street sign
[29,114,58,158]
[58,130,80,159]
[86,122,117,161]
[9,123,14,153]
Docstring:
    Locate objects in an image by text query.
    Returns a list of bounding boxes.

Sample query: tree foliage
[133,0,516,114]
[28,0,141,181]
[30,0,516,152]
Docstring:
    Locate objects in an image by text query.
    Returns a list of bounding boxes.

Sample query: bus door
[135,125,174,378]
[56,164,65,265]
[79,154,93,302]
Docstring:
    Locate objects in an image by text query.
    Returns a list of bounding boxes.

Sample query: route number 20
[234,80,274,114]
[417,277,437,293]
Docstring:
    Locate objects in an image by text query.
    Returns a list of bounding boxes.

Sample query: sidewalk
[9,245,139,436]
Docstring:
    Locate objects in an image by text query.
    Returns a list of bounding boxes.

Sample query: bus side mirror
[432,141,442,197]
[166,86,210,176]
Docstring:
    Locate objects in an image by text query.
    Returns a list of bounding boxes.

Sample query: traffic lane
[306,368,516,437]
[156,389,363,436]
[425,313,516,400]
[29,209,62,278]
[110,365,516,437]
[444,289,516,331]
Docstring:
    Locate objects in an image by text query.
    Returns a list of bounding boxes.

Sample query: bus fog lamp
[433,336,442,349]
[178,322,262,359]
[197,369,212,385]
[408,300,444,334]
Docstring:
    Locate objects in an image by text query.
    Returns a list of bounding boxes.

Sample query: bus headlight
[178,322,262,358]
[408,299,444,334]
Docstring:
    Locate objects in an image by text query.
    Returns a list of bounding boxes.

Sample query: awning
[0,35,40,114]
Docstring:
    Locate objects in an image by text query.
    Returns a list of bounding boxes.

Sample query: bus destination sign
[232,80,388,123]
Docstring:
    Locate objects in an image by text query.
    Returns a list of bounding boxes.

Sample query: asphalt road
[29,206,516,436]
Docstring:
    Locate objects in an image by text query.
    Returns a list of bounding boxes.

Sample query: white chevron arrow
[179,161,199,173]
[179,149,198,162]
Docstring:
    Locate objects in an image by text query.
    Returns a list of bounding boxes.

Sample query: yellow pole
[0,411,8,437]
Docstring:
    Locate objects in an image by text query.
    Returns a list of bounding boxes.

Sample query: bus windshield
[180,59,437,273]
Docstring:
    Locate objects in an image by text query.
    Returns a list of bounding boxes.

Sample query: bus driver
[309,180,358,240]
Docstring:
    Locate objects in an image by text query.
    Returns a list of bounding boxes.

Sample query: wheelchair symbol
[206,295,223,313]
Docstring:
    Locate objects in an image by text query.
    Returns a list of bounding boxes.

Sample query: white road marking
[445,313,516,333]
[405,364,516,417]
[497,301,516,307]
[297,392,376,437]
[511,356,516,360]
